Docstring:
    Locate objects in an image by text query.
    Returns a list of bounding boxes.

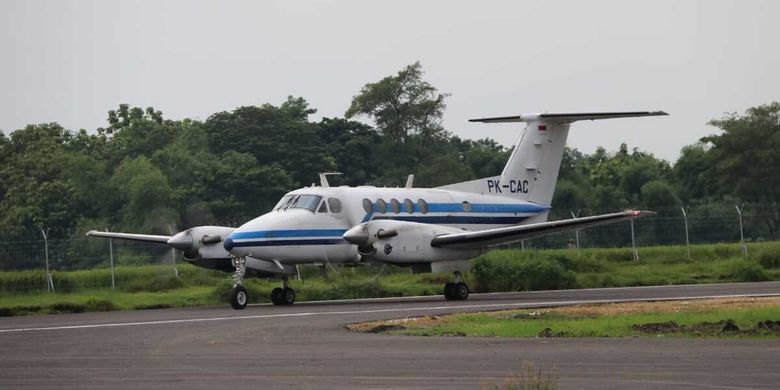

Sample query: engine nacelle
[167,225,236,261]
[343,220,483,264]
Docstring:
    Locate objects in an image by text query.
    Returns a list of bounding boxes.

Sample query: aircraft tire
[230,285,248,310]
[443,283,456,300]
[454,282,469,300]
[271,287,284,305]
[282,287,296,305]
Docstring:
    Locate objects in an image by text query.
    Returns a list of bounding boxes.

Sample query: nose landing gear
[443,271,470,301]
[230,256,248,310]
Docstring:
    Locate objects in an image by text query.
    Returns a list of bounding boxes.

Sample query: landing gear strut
[270,277,295,306]
[230,256,248,310]
[443,271,469,301]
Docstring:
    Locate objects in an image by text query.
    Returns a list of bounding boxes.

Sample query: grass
[1,241,778,316]
[349,297,780,338]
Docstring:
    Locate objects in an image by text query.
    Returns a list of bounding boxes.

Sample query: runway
[1,282,778,389]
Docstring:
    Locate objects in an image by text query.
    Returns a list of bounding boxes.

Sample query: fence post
[735,204,747,256]
[106,228,115,290]
[570,210,581,256]
[630,219,639,261]
[39,227,54,293]
[681,206,690,260]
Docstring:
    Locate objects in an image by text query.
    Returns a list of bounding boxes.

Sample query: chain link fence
[1,203,777,295]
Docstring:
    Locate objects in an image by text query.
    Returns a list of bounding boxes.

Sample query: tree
[205,97,333,187]
[345,62,448,145]
[673,142,716,203]
[703,102,780,238]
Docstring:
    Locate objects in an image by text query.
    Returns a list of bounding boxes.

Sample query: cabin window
[362,198,373,213]
[328,198,342,213]
[462,201,472,212]
[290,195,322,212]
[318,201,328,213]
[376,199,387,213]
[390,199,401,214]
[417,198,429,214]
[403,199,414,214]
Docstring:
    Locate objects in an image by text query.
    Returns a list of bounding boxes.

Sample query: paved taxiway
[1,282,778,389]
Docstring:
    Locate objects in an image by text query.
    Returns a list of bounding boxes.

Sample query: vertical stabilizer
[465,111,668,206]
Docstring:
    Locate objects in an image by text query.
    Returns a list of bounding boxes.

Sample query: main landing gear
[229,257,296,309]
[443,271,470,301]
[270,277,296,306]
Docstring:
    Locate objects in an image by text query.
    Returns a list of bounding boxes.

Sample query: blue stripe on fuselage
[427,203,548,213]
[230,238,349,247]
[229,229,347,240]
[371,215,529,224]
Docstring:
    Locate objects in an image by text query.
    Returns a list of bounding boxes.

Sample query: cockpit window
[317,201,328,213]
[274,195,294,211]
[328,198,342,213]
[290,195,322,212]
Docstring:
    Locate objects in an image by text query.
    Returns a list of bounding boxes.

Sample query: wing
[86,230,171,244]
[430,210,655,249]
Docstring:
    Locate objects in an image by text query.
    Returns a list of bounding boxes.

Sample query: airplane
[87,111,666,309]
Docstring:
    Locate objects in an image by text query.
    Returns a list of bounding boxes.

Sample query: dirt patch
[537,327,569,338]
[755,320,780,332]
[364,324,406,333]
[347,315,445,333]
[632,321,681,333]
[630,319,780,336]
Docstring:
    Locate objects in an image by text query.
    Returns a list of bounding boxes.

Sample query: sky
[1,0,778,162]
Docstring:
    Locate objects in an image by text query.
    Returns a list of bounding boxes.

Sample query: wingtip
[86,230,96,236]
[625,209,657,217]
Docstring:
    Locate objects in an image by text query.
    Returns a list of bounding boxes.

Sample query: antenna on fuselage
[318,172,343,188]
[405,174,414,188]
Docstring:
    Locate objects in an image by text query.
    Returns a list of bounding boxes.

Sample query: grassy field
[348,297,780,338]
[1,241,778,316]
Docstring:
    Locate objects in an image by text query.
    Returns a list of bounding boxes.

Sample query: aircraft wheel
[443,283,457,301]
[454,282,470,300]
[282,287,296,305]
[271,287,284,305]
[230,285,248,310]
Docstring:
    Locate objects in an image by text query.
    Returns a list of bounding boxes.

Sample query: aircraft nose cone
[223,236,235,251]
[343,224,369,245]
[167,231,193,250]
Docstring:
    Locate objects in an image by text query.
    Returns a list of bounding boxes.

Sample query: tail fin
[452,111,667,205]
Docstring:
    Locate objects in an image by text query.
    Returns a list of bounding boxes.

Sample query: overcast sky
[1,0,778,162]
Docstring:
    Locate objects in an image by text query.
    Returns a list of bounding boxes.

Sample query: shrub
[754,248,780,269]
[724,261,770,282]
[85,299,118,312]
[123,275,183,292]
[472,254,575,292]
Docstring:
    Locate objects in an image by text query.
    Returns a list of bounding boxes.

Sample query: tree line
[0,62,778,240]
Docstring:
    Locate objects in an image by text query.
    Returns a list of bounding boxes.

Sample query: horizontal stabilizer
[430,210,655,249]
[469,111,668,124]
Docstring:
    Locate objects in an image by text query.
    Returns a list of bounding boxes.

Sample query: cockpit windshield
[274,195,295,211]
[290,195,322,212]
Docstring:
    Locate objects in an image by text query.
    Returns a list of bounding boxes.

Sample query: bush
[754,248,780,269]
[472,253,575,292]
[723,261,770,282]
[85,299,118,312]
[123,275,184,292]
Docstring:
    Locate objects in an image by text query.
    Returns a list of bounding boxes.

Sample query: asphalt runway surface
[1,282,779,389]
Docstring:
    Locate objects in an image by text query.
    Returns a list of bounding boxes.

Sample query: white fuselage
[223,185,549,266]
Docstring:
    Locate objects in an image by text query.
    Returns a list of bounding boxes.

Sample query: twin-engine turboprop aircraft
[88,111,666,309]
